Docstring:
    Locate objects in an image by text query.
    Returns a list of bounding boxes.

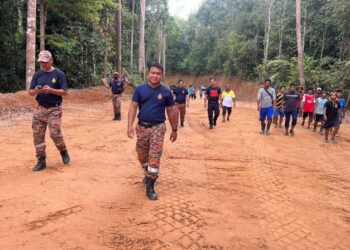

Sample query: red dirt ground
[0,81,350,249]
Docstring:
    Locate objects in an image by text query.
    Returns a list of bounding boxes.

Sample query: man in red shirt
[301,88,316,129]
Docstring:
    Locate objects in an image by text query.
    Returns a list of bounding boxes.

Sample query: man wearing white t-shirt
[221,84,236,122]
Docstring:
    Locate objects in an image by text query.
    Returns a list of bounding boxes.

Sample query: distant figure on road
[273,86,286,128]
[204,78,222,129]
[324,92,341,143]
[221,83,236,122]
[104,72,126,121]
[127,62,178,201]
[28,50,70,171]
[314,90,327,134]
[283,83,301,136]
[189,85,195,100]
[301,88,316,129]
[336,89,346,136]
[257,79,276,135]
[173,80,189,127]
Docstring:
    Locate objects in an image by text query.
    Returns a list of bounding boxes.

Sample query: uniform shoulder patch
[158,93,163,100]
[52,78,57,83]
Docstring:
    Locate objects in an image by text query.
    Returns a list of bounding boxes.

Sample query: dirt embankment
[166,74,260,102]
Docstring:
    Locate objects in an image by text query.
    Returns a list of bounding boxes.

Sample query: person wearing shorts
[257,79,276,135]
[273,86,286,128]
[324,92,341,143]
[221,84,236,122]
[301,88,316,129]
[314,91,327,134]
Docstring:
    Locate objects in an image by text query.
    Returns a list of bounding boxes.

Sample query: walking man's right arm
[127,102,138,139]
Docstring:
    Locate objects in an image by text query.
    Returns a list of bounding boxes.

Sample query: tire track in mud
[245,134,327,250]
[107,114,223,249]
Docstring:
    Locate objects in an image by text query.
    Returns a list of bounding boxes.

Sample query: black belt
[38,103,61,108]
[138,121,163,128]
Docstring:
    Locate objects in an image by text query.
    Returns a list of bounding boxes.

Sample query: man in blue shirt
[173,80,189,127]
[28,50,70,171]
[104,72,126,120]
[127,62,178,200]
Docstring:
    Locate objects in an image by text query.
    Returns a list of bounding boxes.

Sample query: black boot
[146,177,158,200]
[113,114,118,120]
[33,155,46,171]
[116,113,121,121]
[60,150,70,165]
[142,175,147,184]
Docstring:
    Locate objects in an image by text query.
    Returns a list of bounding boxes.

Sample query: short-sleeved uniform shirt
[257,87,276,108]
[30,68,68,105]
[109,79,125,94]
[325,100,341,121]
[173,87,188,104]
[132,83,174,124]
[222,90,236,107]
[206,86,222,103]
[284,91,301,112]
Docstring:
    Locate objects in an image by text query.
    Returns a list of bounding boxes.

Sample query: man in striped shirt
[273,86,286,128]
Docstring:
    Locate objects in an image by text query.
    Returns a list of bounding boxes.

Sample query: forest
[0,0,350,97]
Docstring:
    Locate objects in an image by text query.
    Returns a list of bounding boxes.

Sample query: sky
[168,0,205,20]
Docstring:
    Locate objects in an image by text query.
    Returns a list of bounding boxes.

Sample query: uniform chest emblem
[52,78,57,83]
[158,93,163,100]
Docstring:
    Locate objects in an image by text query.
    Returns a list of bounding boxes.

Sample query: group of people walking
[257,79,346,143]
[28,50,346,202]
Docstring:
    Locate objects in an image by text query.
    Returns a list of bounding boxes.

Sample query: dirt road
[0,97,350,250]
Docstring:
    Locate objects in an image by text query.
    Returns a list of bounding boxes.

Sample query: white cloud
[168,0,204,20]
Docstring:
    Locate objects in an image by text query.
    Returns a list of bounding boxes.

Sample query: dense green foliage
[0,0,350,95]
[165,0,350,91]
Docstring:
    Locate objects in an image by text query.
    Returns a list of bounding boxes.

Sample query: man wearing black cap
[28,50,70,171]
[105,72,126,120]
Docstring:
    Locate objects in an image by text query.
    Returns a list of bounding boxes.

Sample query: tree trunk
[116,0,122,75]
[26,0,37,90]
[296,0,305,88]
[158,27,163,63]
[278,0,287,58]
[139,0,146,79]
[261,0,275,74]
[163,34,166,78]
[302,4,307,53]
[103,15,110,78]
[40,0,46,51]
[130,0,135,73]
[320,24,327,60]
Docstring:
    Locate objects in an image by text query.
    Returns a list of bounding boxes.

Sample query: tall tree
[39,0,46,51]
[26,0,36,90]
[261,0,275,74]
[116,0,122,75]
[278,0,287,57]
[138,0,146,79]
[130,0,135,72]
[296,0,305,88]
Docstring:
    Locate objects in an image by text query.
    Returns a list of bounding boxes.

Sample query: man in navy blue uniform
[127,62,178,200]
[28,50,70,171]
[104,72,126,120]
[173,80,189,127]
[204,78,222,129]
